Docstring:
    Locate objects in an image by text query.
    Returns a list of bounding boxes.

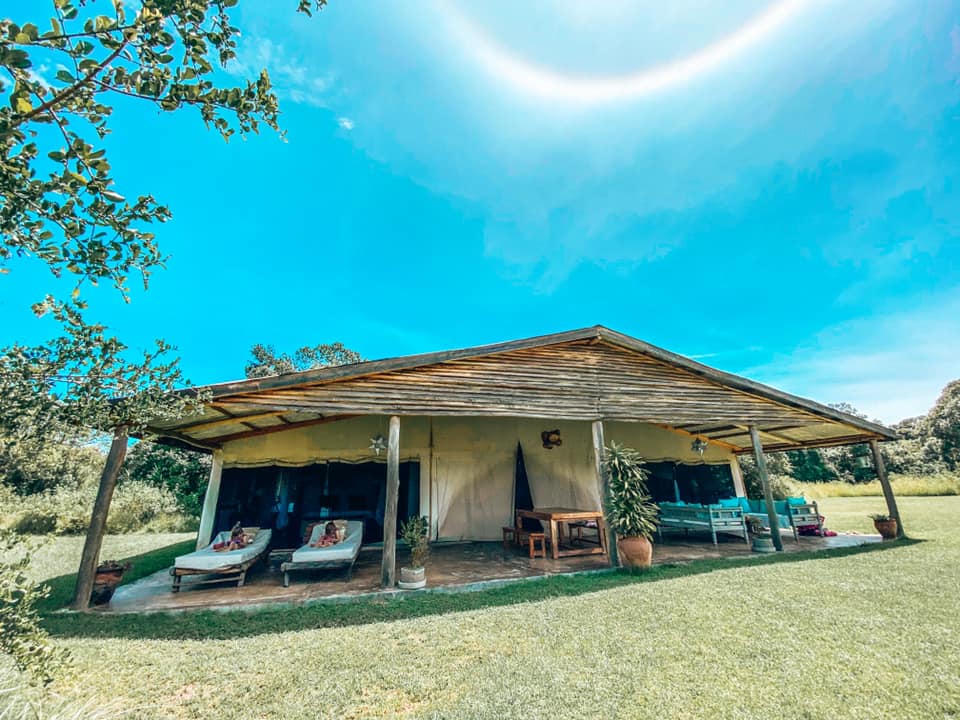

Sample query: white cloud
[337,116,355,130]
[229,37,335,108]
[740,291,960,424]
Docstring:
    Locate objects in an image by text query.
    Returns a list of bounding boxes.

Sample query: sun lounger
[171,528,272,591]
[281,520,363,587]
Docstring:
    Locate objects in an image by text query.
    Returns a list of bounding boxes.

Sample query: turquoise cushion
[774,501,788,514]
[787,496,806,506]
[719,498,740,508]
[738,497,751,512]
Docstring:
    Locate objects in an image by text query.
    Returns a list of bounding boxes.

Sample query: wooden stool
[528,532,546,559]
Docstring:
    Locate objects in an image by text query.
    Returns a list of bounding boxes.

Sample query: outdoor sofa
[657,501,750,546]
[738,497,822,543]
[281,520,364,587]
[171,527,272,591]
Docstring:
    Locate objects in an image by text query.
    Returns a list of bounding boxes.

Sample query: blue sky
[3,0,959,423]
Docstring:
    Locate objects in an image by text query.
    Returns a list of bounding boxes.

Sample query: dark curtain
[514,443,540,531]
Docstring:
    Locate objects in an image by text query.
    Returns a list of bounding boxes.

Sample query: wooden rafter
[709,424,807,441]
[176,410,289,433]
[653,423,740,452]
[732,433,886,454]
[200,414,357,445]
[733,424,803,447]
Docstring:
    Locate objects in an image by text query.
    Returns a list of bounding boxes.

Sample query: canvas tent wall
[214,415,737,542]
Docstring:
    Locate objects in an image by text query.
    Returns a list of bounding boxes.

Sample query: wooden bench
[657,503,749,546]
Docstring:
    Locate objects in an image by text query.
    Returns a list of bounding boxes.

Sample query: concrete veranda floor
[101,529,881,614]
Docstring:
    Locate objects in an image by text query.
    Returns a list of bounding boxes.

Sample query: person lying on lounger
[310,521,341,547]
[213,522,248,552]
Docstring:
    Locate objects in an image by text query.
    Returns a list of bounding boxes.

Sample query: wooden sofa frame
[742,499,823,543]
[657,503,750,546]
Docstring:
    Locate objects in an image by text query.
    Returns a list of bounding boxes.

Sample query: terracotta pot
[94,570,125,588]
[874,518,898,540]
[617,536,653,568]
[398,566,426,590]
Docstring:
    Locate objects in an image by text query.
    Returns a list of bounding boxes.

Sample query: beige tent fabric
[519,419,600,512]
[221,416,430,467]
[605,421,734,465]
[432,418,517,541]
[219,415,737,541]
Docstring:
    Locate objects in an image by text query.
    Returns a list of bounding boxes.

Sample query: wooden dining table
[516,507,608,560]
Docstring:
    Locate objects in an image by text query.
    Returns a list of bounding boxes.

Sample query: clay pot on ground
[874,518,898,540]
[617,536,653,568]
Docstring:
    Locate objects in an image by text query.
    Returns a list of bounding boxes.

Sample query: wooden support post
[749,425,783,552]
[381,416,401,588]
[870,439,905,538]
[730,457,747,497]
[72,428,128,610]
[196,449,224,550]
[592,419,619,567]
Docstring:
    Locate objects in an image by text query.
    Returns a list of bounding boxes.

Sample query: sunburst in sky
[439,0,811,103]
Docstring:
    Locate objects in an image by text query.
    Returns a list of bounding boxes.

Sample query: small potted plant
[745,516,775,553]
[91,560,131,605]
[603,443,660,568]
[870,513,898,540]
[398,515,429,589]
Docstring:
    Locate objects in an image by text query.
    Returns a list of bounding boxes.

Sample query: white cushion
[291,521,363,564]
[175,529,272,571]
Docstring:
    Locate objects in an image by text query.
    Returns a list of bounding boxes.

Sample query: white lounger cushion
[175,529,272,571]
[291,520,364,563]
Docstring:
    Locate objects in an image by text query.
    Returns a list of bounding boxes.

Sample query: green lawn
[19,497,960,718]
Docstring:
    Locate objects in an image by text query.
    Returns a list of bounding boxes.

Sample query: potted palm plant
[603,442,660,568]
[398,515,430,589]
[870,513,898,540]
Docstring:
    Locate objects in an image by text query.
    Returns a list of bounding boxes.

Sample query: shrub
[0,436,103,496]
[122,441,210,518]
[0,531,67,684]
[1,481,189,535]
[400,516,430,569]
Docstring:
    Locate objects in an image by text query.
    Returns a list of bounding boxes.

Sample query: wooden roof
[147,326,896,454]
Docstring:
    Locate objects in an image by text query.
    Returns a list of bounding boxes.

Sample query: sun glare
[440,1,812,104]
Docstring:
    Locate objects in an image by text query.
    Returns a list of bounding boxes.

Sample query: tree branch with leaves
[0,0,325,438]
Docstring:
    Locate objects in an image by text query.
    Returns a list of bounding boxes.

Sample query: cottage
[71,326,902,608]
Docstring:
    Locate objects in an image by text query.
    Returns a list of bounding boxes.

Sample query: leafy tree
[926,379,960,470]
[0,433,103,495]
[0,0,324,440]
[245,342,364,378]
[784,449,839,483]
[122,440,210,517]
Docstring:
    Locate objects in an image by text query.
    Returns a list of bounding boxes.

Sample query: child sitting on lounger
[310,521,340,547]
[213,522,248,552]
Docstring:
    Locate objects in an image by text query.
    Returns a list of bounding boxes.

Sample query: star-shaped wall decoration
[369,434,387,456]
